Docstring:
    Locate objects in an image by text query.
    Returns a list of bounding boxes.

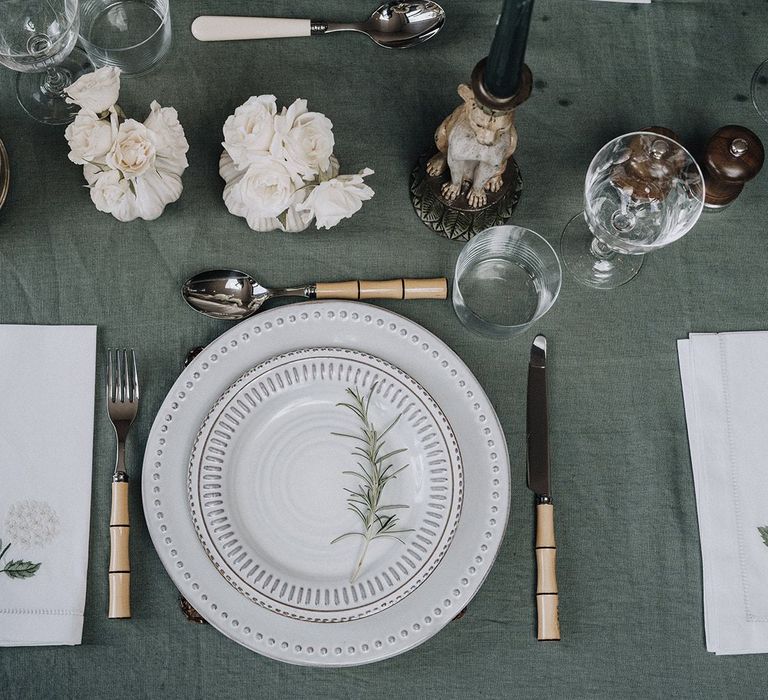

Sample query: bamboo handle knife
[527,335,561,641]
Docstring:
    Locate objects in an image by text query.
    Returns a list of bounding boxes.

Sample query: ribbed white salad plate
[143,301,509,666]
[188,348,464,623]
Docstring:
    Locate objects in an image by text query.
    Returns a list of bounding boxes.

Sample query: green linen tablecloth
[2,0,768,696]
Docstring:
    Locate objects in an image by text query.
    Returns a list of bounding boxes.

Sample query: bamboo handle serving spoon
[183,269,448,321]
[191,1,445,48]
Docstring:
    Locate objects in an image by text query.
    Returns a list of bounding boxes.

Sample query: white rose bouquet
[220,95,374,231]
[63,67,189,222]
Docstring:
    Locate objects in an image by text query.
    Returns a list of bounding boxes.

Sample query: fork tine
[130,350,139,403]
[118,349,126,403]
[123,348,130,403]
[106,348,114,403]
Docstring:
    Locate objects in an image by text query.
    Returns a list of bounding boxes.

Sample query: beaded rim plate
[143,301,510,666]
[188,348,464,623]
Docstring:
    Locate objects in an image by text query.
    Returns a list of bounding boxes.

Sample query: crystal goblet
[560,131,705,290]
[0,0,92,125]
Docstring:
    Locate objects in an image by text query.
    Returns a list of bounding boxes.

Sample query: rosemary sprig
[331,383,413,583]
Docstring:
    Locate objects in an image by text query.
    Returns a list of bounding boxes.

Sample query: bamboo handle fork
[106,349,139,619]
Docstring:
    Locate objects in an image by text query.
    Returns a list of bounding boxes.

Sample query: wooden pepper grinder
[702,125,764,210]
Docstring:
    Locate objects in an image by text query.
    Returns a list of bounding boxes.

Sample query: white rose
[132,168,184,220]
[64,110,115,165]
[274,98,335,179]
[84,166,137,221]
[298,168,374,229]
[222,156,297,224]
[106,119,157,179]
[85,163,183,222]
[64,66,121,113]
[222,95,279,168]
[144,100,189,177]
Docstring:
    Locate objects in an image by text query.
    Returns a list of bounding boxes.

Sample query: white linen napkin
[0,325,97,646]
[678,331,768,655]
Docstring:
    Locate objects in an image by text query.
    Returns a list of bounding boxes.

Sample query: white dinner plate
[143,301,510,666]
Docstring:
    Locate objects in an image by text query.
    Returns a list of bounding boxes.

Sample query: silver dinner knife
[527,335,561,641]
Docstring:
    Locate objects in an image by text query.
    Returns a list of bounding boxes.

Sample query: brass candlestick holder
[410,58,531,241]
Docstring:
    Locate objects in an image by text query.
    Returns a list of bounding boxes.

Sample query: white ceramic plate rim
[142,301,510,667]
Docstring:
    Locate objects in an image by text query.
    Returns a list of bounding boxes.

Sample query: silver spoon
[191,1,445,49]
[183,269,448,321]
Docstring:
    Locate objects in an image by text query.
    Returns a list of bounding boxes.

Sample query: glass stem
[590,237,616,261]
[40,66,72,97]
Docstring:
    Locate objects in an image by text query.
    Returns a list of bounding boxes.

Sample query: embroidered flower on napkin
[1,500,59,579]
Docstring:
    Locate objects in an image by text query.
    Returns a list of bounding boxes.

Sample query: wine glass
[751,59,768,124]
[0,0,92,125]
[560,131,705,290]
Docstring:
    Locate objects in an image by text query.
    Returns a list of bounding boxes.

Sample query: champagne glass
[560,131,705,290]
[0,0,92,125]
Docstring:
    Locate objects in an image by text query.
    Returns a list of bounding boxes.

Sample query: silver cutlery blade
[527,335,550,497]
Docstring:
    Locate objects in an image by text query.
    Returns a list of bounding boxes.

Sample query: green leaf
[759,526,768,548]
[330,532,364,545]
[378,414,402,441]
[2,560,41,579]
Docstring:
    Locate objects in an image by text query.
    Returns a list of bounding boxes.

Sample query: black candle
[484,0,535,99]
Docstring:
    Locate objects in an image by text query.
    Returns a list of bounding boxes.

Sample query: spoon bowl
[353,1,445,48]
[183,269,283,320]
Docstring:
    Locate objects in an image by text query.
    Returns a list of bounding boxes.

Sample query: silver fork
[106,349,139,620]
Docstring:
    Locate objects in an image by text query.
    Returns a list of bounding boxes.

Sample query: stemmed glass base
[560,212,644,290]
[15,48,92,125]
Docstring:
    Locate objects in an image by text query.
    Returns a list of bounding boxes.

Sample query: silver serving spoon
[191,1,445,49]
[183,269,448,320]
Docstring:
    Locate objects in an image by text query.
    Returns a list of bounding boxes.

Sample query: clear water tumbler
[79,0,171,75]
[452,225,562,338]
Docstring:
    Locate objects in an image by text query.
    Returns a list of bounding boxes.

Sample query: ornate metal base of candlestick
[410,153,522,241]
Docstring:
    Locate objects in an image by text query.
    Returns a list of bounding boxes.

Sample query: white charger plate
[143,301,510,666]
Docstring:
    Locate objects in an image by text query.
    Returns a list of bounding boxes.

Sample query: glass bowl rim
[584,130,706,254]
[78,0,170,54]
[751,58,768,125]
[0,0,80,62]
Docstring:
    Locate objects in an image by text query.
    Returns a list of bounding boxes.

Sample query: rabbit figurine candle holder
[410,58,531,241]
